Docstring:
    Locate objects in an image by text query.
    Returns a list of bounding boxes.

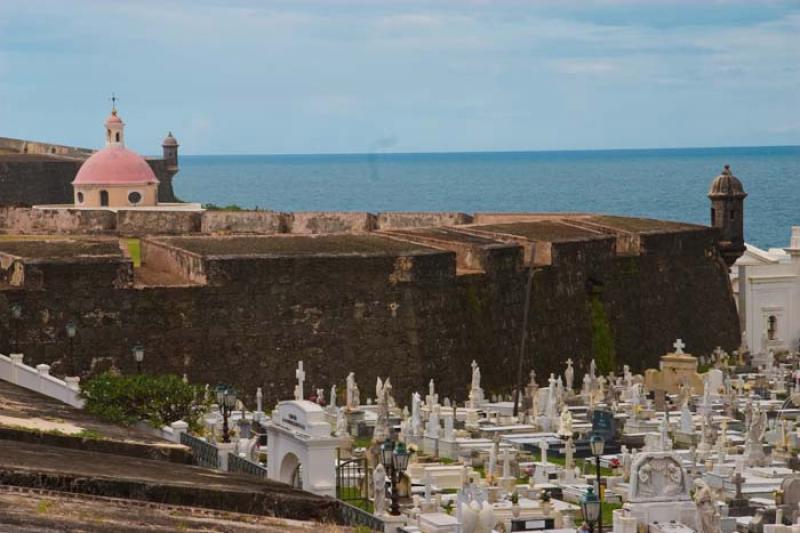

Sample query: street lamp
[132,344,144,374]
[380,438,410,516]
[215,385,237,443]
[10,303,22,353]
[65,320,77,375]
[581,486,601,533]
[590,434,605,533]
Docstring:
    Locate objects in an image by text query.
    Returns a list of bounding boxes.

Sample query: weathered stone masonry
[0,213,740,406]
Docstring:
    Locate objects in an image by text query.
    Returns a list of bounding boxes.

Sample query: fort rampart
[0,208,740,406]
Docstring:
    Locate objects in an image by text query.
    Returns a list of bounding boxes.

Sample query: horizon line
[177,143,800,158]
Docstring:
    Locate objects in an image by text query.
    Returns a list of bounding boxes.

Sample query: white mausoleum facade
[732,226,800,354]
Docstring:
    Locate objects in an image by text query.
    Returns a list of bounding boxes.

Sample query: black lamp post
[132,344,144,374]
[65,320,77,375]
[215,385,237,443]
[380,438,410,516]
[589,434,605,533]
[581,486,601,533]
[10,303,22,353]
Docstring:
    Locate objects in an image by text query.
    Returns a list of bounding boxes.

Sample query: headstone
[654,389,666,412]
[680,401,693,433]
[706,369,724,396]
[592,408,616,441]
[627,451,695,525]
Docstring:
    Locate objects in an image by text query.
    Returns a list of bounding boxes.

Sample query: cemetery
[6,329,800,533]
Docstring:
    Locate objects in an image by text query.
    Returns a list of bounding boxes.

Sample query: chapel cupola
[72,101,159,209]
[708,164,747,267]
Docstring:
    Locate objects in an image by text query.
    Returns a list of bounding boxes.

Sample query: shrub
[81,373,208,431]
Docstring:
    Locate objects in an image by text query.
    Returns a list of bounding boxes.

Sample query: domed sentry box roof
[162,131,179,147]
[708,165,747,198]
[72,146,159,186]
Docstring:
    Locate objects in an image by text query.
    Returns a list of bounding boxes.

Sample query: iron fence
[180,432,219,469]
[335,500,385,532]
[228,452,268,479]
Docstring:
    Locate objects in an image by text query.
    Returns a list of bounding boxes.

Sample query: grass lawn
[545,454,614,476]
[126,238,141,267]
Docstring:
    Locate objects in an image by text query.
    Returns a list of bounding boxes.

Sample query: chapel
[71,103,174,209]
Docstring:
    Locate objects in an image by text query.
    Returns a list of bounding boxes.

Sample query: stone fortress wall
[0,205,741,406]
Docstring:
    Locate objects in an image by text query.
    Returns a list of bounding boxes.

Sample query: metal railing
[335,500,385,532]
[180,432,219,469]
[228,452,268,479]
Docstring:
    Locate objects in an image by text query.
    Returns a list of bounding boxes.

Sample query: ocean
[175,145,800,250]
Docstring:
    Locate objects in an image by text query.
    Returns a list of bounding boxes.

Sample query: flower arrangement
[511,490,519,504]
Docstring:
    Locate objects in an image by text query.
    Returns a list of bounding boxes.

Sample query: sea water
[176,145,800,249]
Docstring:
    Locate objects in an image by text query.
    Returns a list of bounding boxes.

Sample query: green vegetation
[338,487,374,513]
[574,502,623,527]
[36,500,53,514]
[542,453,614,476]
[353,436,373,449]
[125,238,141,267]
[202,203,245,211]
[602,502,623,524]
[81,373,208,431]
[76,428,104,440]
[588,290,616,375]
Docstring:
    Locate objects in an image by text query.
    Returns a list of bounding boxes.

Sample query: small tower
[105,108,125,146]
[162,131,179,171]
[708,164,747,267]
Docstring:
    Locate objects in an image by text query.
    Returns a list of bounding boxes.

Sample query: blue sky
[1,0,798,155]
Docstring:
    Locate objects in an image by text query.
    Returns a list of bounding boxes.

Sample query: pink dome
[105,113,123,125]
[72,146,159,186]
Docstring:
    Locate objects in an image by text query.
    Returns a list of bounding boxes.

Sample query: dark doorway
[100,190,109,206]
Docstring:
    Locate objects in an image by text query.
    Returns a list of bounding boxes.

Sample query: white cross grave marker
[673,338,686,355]
[295,361,305,401]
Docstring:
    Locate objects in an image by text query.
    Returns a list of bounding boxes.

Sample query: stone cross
[500,448,513,479]
[295,361,305,401]
[673,338,686,354]
[733,472,744,499]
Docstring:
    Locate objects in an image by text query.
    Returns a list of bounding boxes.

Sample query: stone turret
[162,131,179,171]
[709,164,747,267]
